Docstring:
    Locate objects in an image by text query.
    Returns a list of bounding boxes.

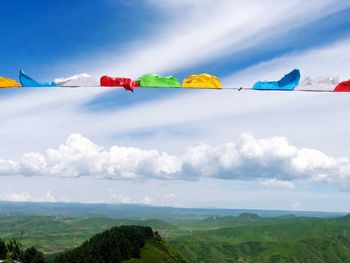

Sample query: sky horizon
[1,0,350,212]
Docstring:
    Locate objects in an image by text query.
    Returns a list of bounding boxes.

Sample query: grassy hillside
[172,235,350,263]
[124,240,188,263]
[1,213,350,262]
[172,215,350,262]
[0,216,179,253]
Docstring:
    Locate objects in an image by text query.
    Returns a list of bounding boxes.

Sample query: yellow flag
[0,77,21,88]
[182,74,222,89]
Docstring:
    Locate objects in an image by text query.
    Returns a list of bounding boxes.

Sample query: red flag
[334,80,350,92]
[100,76,139,92]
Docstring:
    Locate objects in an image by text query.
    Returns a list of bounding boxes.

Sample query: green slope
[171,215,350,263]
[124,240,188,263]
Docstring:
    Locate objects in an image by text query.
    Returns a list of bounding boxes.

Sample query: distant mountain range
[0,201,345,221]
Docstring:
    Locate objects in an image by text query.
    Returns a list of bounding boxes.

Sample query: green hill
[176,213,307,230]
[124,240,188,263]
[237,213,260,220]
[49,225,187,263]
[172,215,350,262]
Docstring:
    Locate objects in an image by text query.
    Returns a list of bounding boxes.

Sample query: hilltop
[48,226,187,263]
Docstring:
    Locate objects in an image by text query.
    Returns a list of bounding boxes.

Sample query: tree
[6,239,22,261]
[53,226,155,263]
[21,247,45,263]
[0,239,8,259]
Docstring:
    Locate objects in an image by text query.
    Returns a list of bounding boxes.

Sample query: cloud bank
[0,189,64,203]
[0,133,349,189]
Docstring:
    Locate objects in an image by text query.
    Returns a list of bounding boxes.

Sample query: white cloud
[261,179,294,189]
[140,196,153,205]
[181,133,350,184]
[108,190,183,206]
[0,133,349,190]
[292,200,302,210]
[0,160,19,175]
[0,189,62,203]
[0,190,33,202]
[61,0,350,77]
[17,134,182,180]
[224,37,350,88]
[109,193,153,205]
[110,193,132,204]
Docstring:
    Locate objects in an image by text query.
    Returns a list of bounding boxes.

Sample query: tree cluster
[54,225,156,263]
[0,239,44,263]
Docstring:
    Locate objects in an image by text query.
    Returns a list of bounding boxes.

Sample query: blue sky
[0,1,158,78]
[1,0,350,212]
